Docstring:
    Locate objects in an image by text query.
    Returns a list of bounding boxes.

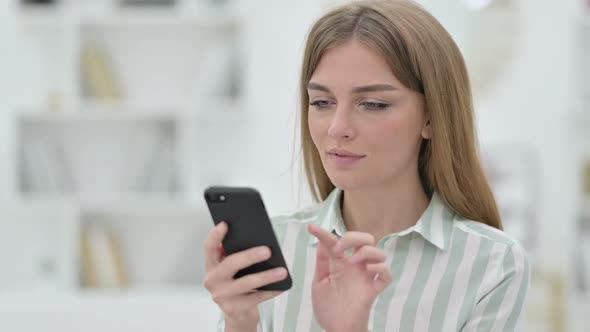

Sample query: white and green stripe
[217,188,530,331]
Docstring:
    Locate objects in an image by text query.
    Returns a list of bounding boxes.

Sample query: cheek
[308,112,325,144]
[368,115,422,155]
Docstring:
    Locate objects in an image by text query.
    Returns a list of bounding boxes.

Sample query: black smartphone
[204,186,292,291]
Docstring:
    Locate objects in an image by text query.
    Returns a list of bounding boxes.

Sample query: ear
[421,114,432,139]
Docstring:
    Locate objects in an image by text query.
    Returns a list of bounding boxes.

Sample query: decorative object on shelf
[134,126,177,192]
[526,268,566,332]
[80,46,122,102]
[190,39,240,99]
[20,133,74,193]
[46,90,63,112]
[81,222,129,288]
[417,0,521,97]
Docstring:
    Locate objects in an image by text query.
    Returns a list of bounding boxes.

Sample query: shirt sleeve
[460,242,531,331]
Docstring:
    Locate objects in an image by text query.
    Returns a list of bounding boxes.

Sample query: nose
[327,106,355,140]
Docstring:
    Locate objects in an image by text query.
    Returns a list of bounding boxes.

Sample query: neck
[341,173,430,244]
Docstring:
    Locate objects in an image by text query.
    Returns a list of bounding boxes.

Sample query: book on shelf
[81,223,129,288]
[140,131,176,192]
[80,46,122,102]
[21,134,74,192]
[191,39,239,99]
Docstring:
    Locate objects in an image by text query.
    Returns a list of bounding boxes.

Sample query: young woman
[204,1,530,331]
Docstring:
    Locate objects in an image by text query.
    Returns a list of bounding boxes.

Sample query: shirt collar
[309,188,454,250]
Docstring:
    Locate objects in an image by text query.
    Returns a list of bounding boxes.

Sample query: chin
[326,171,367,191]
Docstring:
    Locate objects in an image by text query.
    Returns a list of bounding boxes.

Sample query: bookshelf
[4,0,245,303]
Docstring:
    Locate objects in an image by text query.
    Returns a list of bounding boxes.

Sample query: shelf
[77,285,209,297]
[16,97,243,124]
[0,287,219,332]
[77,97,242,114]
[18,192,204,217]
[0,285,213,304]
[17,6,242,28]
[78,196,203,217]
[82,10,242,28]
[18,109,179,124]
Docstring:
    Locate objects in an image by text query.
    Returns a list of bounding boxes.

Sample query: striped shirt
[217,188,531,331]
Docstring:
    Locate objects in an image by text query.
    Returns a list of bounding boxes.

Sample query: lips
[327,148,366,166]
[327,148,365,158]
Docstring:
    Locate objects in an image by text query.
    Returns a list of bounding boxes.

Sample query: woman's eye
[360,101,390,111]
[309,100,334,109]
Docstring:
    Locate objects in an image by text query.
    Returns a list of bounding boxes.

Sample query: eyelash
[309,100,390,111]
[309,100,333,109]
[361,101,390,111]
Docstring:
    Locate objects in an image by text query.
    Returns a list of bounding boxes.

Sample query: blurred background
[0,0,588,331]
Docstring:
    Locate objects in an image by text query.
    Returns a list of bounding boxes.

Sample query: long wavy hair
[299,0,502,230]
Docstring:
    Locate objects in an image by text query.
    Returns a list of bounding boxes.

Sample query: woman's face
[307,39,430,191]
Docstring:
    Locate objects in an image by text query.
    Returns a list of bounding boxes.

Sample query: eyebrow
[307,82,397,93]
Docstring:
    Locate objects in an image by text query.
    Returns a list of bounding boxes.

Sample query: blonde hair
[299,0,503,230]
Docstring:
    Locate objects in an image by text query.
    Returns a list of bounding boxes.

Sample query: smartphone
[204,186,292,291]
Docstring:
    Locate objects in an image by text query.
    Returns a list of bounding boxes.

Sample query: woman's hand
[308,224,393,332]
[203,222,287,332]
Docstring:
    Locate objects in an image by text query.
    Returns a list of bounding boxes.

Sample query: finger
[348,246,386,265]
[314,242,331,282]
[307,224,340,257]
[204,222,228,271]
[366,262,393,291]
[229,267,288,295]
[215,246,272,280]
[333,232,375,255]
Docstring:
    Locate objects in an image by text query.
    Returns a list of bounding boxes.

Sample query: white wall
[232,0,321,215]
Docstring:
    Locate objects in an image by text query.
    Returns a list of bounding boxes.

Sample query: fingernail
[257,247,270,258]
[274,268,286,277]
